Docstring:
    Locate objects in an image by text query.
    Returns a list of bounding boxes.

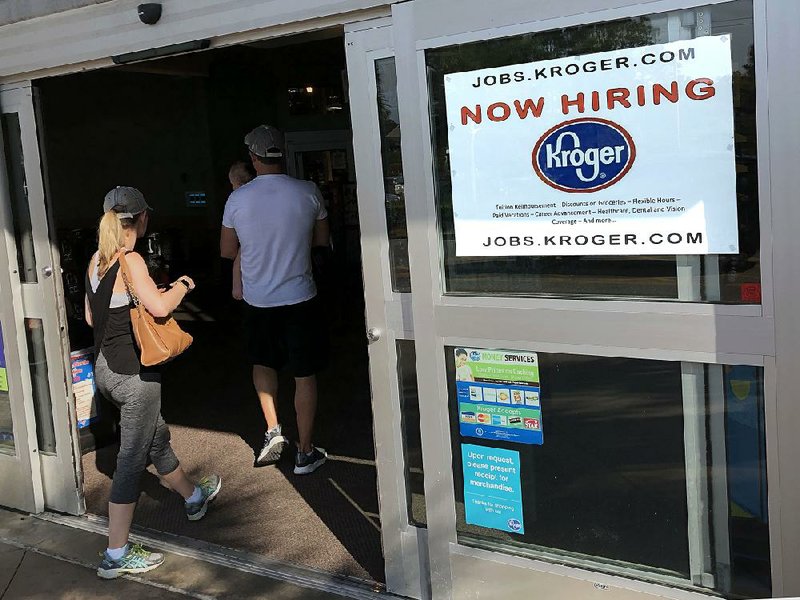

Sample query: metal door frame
[0,83,83,516]
[391,0,785,598]
[0,84,45,513]
[346,17,428,599]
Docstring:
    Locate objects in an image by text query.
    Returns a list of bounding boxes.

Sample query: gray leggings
[95,353,180,504]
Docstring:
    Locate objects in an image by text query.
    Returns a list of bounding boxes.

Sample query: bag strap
[117,251,141,308]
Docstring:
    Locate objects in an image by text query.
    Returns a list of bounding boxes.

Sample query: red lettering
[461,105,482,125]
[487,102,511,122]
[591,91,600,112]
[636,85,646,107]
[686,78,716,100]
[606,88,631,109]
[513,98,544,119]
[561,92,585,115]
[653,82,679,105]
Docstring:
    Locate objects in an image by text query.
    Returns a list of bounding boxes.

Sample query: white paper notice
[444,36,738,256]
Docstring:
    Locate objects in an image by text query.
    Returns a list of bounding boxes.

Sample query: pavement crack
[0,549,26,600]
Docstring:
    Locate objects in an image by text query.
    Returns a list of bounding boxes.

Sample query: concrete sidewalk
[0,540,189,599]
[0,508,372,600]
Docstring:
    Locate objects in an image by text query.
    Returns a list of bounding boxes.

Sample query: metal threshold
[37,511,402,600]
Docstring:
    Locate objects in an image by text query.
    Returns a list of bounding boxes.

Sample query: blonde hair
[97,211,136,277]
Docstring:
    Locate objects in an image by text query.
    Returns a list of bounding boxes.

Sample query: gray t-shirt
[222,174,327,308]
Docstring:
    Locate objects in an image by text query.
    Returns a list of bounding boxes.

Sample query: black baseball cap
[103,186,152,218]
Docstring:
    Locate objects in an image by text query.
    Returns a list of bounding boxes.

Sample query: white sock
[106,544,128,560]
[186,485,203,504]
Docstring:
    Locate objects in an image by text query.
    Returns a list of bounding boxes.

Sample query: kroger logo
[532,118,636,193]
[469,351,481,361]
[507,519,522,532]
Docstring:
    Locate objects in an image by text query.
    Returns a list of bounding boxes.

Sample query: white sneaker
[294,446,327,475]
[257,425,286,465]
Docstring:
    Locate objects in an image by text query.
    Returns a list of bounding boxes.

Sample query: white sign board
[444,36,738,256]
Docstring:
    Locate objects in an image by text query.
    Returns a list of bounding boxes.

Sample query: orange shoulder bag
[118,252,193,366]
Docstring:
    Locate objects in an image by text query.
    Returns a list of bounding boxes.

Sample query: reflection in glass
[427,1,759,303]
[1,113,38,283]
[0,321,14,453]
[446,348,770,598]
[25,319,56,455]
[397,340,426,526]
[376,58,411,292]
[724,365,770,598]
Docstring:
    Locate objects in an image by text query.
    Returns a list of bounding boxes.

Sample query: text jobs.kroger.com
[444,36,739,257]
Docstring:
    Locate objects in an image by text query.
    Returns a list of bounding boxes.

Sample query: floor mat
[80,302,385,583]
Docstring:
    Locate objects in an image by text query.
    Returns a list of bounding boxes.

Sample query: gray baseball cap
[244,125,285,158]
[103,186,152,219]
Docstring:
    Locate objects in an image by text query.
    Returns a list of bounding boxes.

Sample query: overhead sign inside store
[444,36,738,256]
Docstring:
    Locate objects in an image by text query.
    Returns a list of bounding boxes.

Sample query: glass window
[427,1,758,303]
[446,347,770,598]
[376,58,411,292]
[1,112,38,284]
[25,319,55,454]
[397,339,426,526]
[0,321,14,453]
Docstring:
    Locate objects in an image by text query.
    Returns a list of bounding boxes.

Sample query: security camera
[137,3,162,25]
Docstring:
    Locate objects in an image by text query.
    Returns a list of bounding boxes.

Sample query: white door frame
[346,18,428,599]
[391,0,782,598]
[0,84,45,513]
[0,83,83,516]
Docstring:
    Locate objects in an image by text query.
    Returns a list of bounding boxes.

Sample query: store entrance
[36,31,384,584]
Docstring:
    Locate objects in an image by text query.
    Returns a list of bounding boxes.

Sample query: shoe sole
[294,454,327,475]
[256,436,287,466]
[97,560,164,580]
[187,477,223,522]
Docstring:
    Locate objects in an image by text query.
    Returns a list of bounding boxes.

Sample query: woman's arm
[124,252,193,318]
[85,254,96,328]
[85,294,93,327]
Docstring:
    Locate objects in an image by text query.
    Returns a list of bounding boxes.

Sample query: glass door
[345,19,429,599]
[0,98,43,512]
[0,83,83,515]
[392,0,773,598]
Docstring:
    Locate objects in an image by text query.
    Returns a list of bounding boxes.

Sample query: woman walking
[85,186,221,579]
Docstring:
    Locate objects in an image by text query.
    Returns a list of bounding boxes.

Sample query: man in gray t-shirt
[221,125,330,475]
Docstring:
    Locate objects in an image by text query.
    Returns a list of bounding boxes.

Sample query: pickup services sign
[444,36,738,256]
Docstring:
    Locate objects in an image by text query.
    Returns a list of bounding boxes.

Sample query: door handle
[367,327,382,343]
[41,266,54,278]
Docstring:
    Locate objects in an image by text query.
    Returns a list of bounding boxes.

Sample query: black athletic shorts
[243,297,328,377]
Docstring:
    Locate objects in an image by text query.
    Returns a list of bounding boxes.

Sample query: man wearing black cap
[220,125,330,475]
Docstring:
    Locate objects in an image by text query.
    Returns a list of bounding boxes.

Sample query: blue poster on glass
[462,444,524,534]
[0,322,7,392]
[70,349,97,429]
[456,348,543,445]
[726,365,767,522]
